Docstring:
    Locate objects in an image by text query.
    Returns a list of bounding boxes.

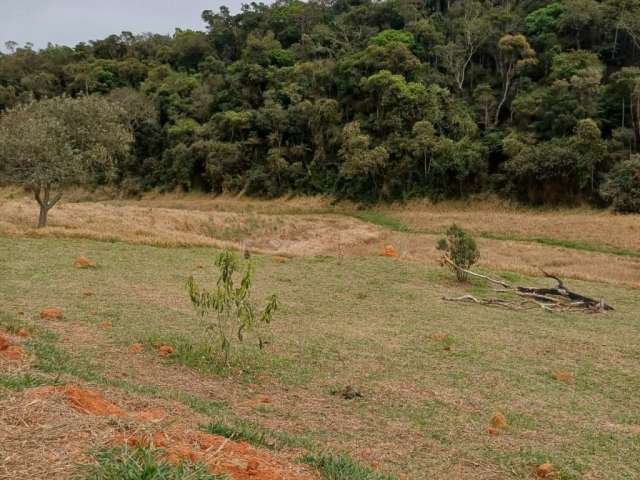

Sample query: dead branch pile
[441,258,613,313]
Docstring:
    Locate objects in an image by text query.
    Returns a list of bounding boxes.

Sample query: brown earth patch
[40,308,63,320]
[490,413,507,429]
[158,345,174,355]
[73,256,96,269]
[535,463,554,478]
[32,386,127,417]
[554,371,573,383]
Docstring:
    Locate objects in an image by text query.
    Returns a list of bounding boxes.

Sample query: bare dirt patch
[6,384,317,480]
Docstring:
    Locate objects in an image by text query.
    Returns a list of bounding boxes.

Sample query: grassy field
[2,227,640,479]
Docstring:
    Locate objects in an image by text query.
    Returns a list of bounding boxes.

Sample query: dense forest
[1,0,640,209]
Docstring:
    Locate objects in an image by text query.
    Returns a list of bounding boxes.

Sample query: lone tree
[0,95,132,227]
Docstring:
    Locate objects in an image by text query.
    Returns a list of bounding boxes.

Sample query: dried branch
[442,258,613,313]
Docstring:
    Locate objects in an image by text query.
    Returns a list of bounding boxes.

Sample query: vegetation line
[353,210,640,258]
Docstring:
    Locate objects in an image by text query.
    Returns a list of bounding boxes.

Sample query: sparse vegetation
[76,447,222,480]
[187,250,278,366]
[301,453,395,480]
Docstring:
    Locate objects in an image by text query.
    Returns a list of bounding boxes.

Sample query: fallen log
[441,257,613,313]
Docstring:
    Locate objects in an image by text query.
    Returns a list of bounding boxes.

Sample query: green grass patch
[74,446,224,480]
[350,210,412,232]
[0,373,52,391]
[301,453,396,480]
[201,420,314,450]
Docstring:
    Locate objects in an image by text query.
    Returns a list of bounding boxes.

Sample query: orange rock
[486,427,499,436]
[17,329,29,338]
[1,345,24,361]
[62,386,127,417]
[74,256,96,269]
[536,463,554,478]
[98,321,112,329]
[273,256,287,263]
[136,407,167,423]
[255,394,271,404]
[0,335,10,351]
[130,343,144,353]
[158,345,174,355]
[381,245,398,257]
[431,333,446,342]
[555,371,573,383]
[40,308,63,320]
[490,413,508,429]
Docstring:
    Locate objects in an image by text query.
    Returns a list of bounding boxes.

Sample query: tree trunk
[38,204,48,228]
[34,184,62,228]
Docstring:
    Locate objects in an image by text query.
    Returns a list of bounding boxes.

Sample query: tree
[600,154,640,212]
[494,34,537,126]
[0,96,132,227]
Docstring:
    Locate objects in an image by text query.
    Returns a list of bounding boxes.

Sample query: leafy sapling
[187,250,278,366]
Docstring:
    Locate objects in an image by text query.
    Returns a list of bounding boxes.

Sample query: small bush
[187,250,278,366]
[600,155,640,213]
[437,224,480,281]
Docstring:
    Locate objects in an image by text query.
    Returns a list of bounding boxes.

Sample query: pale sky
[0,0,243,52]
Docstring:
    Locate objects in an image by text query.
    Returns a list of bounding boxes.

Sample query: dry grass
[0,197,377,256]
[381,198,640,253]
[1,190,639,287]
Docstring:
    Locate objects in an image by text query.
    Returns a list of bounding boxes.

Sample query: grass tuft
[74,446,223,480]
[301,453,396,480]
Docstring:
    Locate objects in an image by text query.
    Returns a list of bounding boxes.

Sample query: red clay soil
[29,384,317,480]
[381,245,398,257]
[490,413,508,429]
[32,386,127,417]
[40,308,64,320]
[1,345,25,360]
[117,430,316,480]
[74,256,97,268]
[535,463,555,477]
[158,345,174,355]
[0,334,25,361]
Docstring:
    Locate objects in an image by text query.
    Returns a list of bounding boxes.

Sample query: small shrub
[186,250,278,366]
[437,224,480,281]
[600,155,640,213]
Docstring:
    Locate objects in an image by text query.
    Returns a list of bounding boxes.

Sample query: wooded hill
[1,0,640,209]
